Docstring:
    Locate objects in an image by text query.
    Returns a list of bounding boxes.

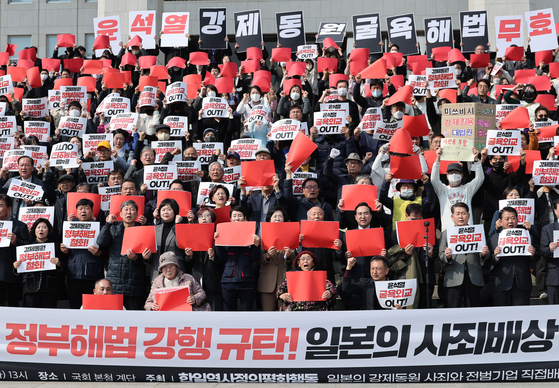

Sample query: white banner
[495,15,524,54]
[60,86,87,106]
[16,243,56,273]
[2,150,33,172]
[7,179,44,202]
[171,161,201,182]
[22,98,48,118]
[202,97,229,118]
[83,134,113,156]
[426,66,456,90]
[447,224,486,254]
[296,44,318,59]
[197,182,235,205]
[231,138,262,160]
[48,89,61,110]
[59,116,87,138]
[109,112,138,132]
[314,111,346,135]
[222,165,241,184]
[94,15,122,56]
[163,116,188,138]
[82,161,114,185]
[166,82,187,103]
[193,142,224,165]
[525,9,556,52]
[98,185,121,212]
[62,221,100,250]
[359,107,383,132]
[18,206,55,229]
[320,102,349,118]
[49,142,79,169]
[495,104,517,123]
[373,121,402,141]
[499,198,535,225]
[375,279,417,309]
[129,11,156,50]
[0,74,14,96]
[0,116,16,137]
[138,86,157,108]
[161,12,190,47]
[144,164,178,190]
[486,130,521,155]
[23,121,49,142]
[102,96,131,117]
[152,141,182,163]
[533,160,559,186]
[497,228,532,257]
[292,172,317,195]
[0,220,12,248]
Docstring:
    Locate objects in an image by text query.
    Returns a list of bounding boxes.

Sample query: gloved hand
[380,144,390,154]
[413,145,421,154]
[329,148,341,159]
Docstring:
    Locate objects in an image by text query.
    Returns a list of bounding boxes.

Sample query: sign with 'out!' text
[375,279,417,309]
[497,228,532,257]
[447,225,486,254]
[486,130,521,155]
[314,111,346,135]
[270,119,300,141]
[193,142,223,165]
[144,165,178,190]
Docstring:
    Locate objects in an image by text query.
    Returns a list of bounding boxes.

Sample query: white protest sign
[0,137,14,159]
[163,116,189,138]
[375,279,417,309]
[246,105,269,124]
[0,220,12,247]
[193,142,224,165]
[94,16,122,56]
[440,138,475,161]
[373,121,402,141]
[16,243,56,273]
[0,116,17,137]
[82,161,114,185]
[19,206,55,229]
[408,75,428,96]
[152,140,182,163]
[83,133,113,155]
[0,74,14,95]
[3,149,33,172]
[525,9,556,52]
[499,198,535,225]
[323,91,339,103]
[270,119,300,141]
[495,15,524,54]
[533,160,559,186]
[491,61,504,76]
[102,96,130,117]
[222,165,241,184]
[22,98,49,118]
[98,186,121,212]
[23,121,49,142]
[535,121,558,143]
[320,102,349,118]
[48,90,61,110]
[60,86,87,106]
[0,102,7,117]
[447,224,486,254]
[314,111,346,135]
[497,228,532,257]
[166,82,187,103]
[59,116,87,138]
[7,179,44,202]
[49,142,79,168]
[197,182,235,205]
[144,164,178,190]
[109,112,138,132]
[486,130,521,155]
[297,44,318,59]
[171,161,201,182]
[129,10,157,49]
[495,104,517,123]
[426,66,456,90]
[360,107,383,132]
[202,97,229,118]
[161,12,190,47]
[230,138,262,160]
[139,86,157,107]
[554,230,559,258]
[292,172,317,195]
[62,221,100,250]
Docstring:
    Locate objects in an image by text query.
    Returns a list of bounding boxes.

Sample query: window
[8,36,31,59]
[85,34,95,58]
[47,35,66,57]
[47,0,70,2]
[9,0,32,3]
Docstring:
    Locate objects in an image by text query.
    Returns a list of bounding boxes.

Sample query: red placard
[5,44,16,57]
[535,94,556,111]
[254,70,271,83]
[504,46,524,61]
[82,294,123,310]
[438,88,458,103]
[138,75,158,91]
[215,221,256,246]
[176,223,215,251]
[528,76,551,91]
[432,46,452,62]
[64,58,83,74]
[189,52,208,66]
[83,60,103,75]
[402,114,430,137]
[390,154,423,180]
[219,62,238,78]
[186,83,199,100]
[104,72,126,89]
[42,58,61,72]
[158,81,167,94]
[261,222,300,251]
[469,53,490,68]
[154,286,192,311]
[150,65,168,80]
[203,71,215,86]
[0,52,8,66]
[120,225,156,255]
[282,78,302,94]
[271,48,291,62]
[109,195,145,221]
[300,220,339,249]
[93,35,110,50]
[395,217,436,247]
[500,106,530,129]
[67,193,102,218]
[349,61,368,76]
[448,49,466,63]
[286,271,327,301]
[240,160,275,187]
[360,58,387,79]
[9,87,24,102]
[389,128,413,155]
[515,69,536,84]
[286,61,306,77]
[156,190,191,216]
[550,63,559,79]
[286,132,318,171]
[322,38,338,49]
[247,47,263,61]
[349,48,369,62]
[7,67,27,83]
[328,73,349,89]
[19,48,36,62]
[138,55,157,69]
[26,67,41,88]
[121,70,132,85]
[120,52,137,67]
[423,150,454,174]
[213,206,231,224]
[77,77,97,92]
[339,185,378,212]
[57,34,75,48]
[508,150,541,174]
[54,78,73,90]
[241,60,260,74]
[386,84,413,105]
[317,57,338,73]
[535,50,553,65]
[346,228,385,257]
[383,52,404,68]
[183,74,202,86]
[17,60,34,70]
[127,35,142,47]
[538,124,559,138]
[215,77,235,94]
[410,60,433,75]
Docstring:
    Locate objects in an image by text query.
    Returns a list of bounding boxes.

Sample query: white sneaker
[540,292,548,299]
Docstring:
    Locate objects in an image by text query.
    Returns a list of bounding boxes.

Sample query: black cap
[446,163,463,173]
[58,174,75,183]
[156,124,171,132]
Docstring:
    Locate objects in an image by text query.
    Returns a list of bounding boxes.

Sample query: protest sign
[441,103,495,149]
[144,165,178,190]
[292,172,316,195]
[270,119,300,141]
[19,146,46,168]
[166,82,187,104]
[497,228,532,257]
[2,150,33,172]
[234,10,263,52]
[152,140,181,163]
[82,161,113,185]
[22,98,48,118]
[339,185,378,211]
[486,130,521,155]
[62,221,100,249]
[82,294,123,310]
[296,44,318,59]
[82,134,113,156]
[94,16,122,55]
[386,14,418,55]
[532,160,559,186]
[176,223,214,251]
[373,121,402,141]
[201,97,229,118]
[447,225,486,253]
[48,90,61,110]
[193,142,223,165]
[18,207,54,229]
[345,228,385,257]
[316,22,346,44]
[499,198,535,225]
[0,116,17,137]
[98,185,121,212]
[215,221,256,246]
[460,11,488,52]
[49,142,79,169]
[60,86,87,106]
[0,220,12,248]
[0,137,13,159]
[246,105,269,124]
[138,86,157,107]
[222,166,241,184]
[300,221,338,249]
[230,138,262,160]
[396,218,436,247]
[59,116,87,138]
[163,116,188,137]
[286,271,327,301]
[101,96,131,117]
[426,66,456,90]
[408,75,428,96]
[495,104,517,123]
[353,13,382,52]
[320,102,349,118]
[276,11,305,49]
[16,243,56,273]
[121,226,156,255]
[7,179,44,202]
[23,121,49,142]
[375,279,417,309]
[109,112,138,132]
[314,111,346,135]
[154,286,193,311]
[261,222,300,251]
[525,9,556,52]
[161,12,190,47]
[240,160,275,187]
[440,138,474,161]
[0,74,14,95]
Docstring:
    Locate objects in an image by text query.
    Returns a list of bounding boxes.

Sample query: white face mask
[207,91,216,98]
[251,94,260,103]
[40,74,48,81]
[392,110,404,120]
[290,92,300,100]
[93,74,100,79]
[132,50,139,55]
[400,188,414,198]
[448,173,462,186]
[157,132,170,141]
[455,69,462,76]
[306,65,312,70]
[280,62,286,67]
[337,88,347,97]
[69,109,80,117]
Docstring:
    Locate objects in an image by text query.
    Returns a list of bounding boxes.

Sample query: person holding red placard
[215,206,261,311]
[276,84,312,119]
[239,174,286,234]
[145,252,210,311]
[97,200,151,310]
[258,207,296,311]
[276,251,337,311]
[387,203,436,309]
[337,175,384,231]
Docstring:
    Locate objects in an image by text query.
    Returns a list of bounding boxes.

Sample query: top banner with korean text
[497,228,532,257]
[532,160,559,186]
[426,66,456,90]
[49,142,79,169]
[193,142,224,165]
[447,224,486,254]
[22,98,48,118]
[0,74,14,96]
[129,11,156,50]
[314,111,346,135]
[234,10,262,52]
[499,198,535,225]
[59,116,87,138]
[296,45,318,60]
[199,8,227,50]
[525,9,556,52]
[387,14,418,56]
[460,11,488,53]
[276,11,305,50]
[486,130,521,155]
[316,22,347,43]
[16,243,56,273]
[166,82,187,103]
[495,15,524,54]
[231,138,262,160]
[62,221,100,250]
[93,16,122,56]
[353,13,382,53]
[202,97,229,118]
[375,279,417,309]
[163,116,188,137]
[424,17,453,57]
[161,12,189,48]
[270,119,300,141]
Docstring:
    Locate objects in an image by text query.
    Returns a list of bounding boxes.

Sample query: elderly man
[83,140,129,176]
[93,279,114,295]
[324,152,369,202]
[124,145,156,193]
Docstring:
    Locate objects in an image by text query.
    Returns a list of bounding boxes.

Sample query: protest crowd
[3,7,559,313]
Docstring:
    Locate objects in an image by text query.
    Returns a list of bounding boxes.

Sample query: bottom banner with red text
[0,306,557,383]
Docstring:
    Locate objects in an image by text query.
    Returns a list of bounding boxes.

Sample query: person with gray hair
[124,145,156,197]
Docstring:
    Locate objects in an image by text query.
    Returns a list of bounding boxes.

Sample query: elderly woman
[277,251,337,311]
[204,184,230,209]
[145,252,210,311]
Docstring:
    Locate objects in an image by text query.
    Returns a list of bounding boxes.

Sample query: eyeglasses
[304,185,318,190]
[537,115,548,119]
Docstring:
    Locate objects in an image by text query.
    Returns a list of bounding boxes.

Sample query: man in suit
[490,206,538,306]
[439,202,488,308]
[539,198,559,304]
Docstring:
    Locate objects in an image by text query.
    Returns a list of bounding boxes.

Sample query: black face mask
[144,108,154,115]
[523,89,536,100]
[184,156,197,161]
[492,161,504,173]
[205,136,216,142]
